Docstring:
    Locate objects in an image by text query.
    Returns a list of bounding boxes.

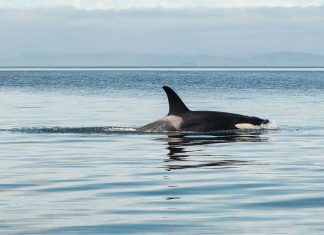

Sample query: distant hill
[1,51,324,67]
[244,52,324,67]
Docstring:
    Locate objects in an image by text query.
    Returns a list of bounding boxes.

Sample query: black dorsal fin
[162,86,190,115]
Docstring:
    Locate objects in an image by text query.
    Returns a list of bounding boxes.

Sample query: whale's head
[249,117,270,126]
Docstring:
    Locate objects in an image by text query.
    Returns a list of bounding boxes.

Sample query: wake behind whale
[2,126,138,135]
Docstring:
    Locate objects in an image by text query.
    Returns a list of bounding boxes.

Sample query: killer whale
[138,86,270,132]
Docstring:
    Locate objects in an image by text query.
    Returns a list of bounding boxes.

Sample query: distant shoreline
[1,66,324,71]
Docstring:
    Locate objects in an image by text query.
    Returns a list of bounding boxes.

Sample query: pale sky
[0,0,324,65]
[0,0,323,9]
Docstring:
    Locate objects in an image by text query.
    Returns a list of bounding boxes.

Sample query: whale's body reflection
[156,132,268,170]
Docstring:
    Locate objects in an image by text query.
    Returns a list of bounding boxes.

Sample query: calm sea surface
[1,68,324,234]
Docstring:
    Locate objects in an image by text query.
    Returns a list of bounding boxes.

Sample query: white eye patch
[235,123,257,129]
[235,121,278,130]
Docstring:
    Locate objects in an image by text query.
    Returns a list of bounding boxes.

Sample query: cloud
[0,0,323,9]
[0,5,323,61]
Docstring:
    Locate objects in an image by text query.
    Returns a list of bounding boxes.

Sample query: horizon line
[1,66,324,72]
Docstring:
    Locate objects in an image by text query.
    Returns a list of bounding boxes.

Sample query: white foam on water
[103,126,137,132]
[261,121,278,130]
[3,126,138,134]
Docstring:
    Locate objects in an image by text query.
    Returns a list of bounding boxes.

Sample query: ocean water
[0,68,324,234]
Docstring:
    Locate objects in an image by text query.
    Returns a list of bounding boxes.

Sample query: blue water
[1,68,324,234]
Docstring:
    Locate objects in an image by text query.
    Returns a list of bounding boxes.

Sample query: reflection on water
[156,132,268,170]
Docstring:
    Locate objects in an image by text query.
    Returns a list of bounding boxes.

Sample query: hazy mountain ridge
[1,51,324,67]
